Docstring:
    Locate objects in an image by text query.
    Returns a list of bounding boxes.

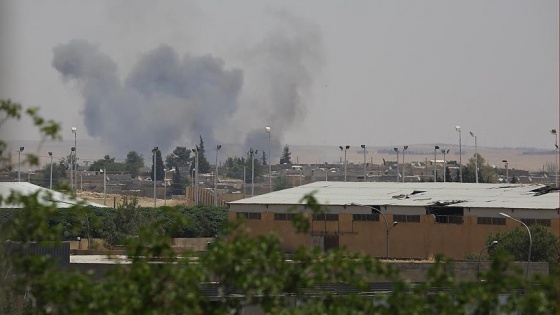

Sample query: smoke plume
[52,16,323,161]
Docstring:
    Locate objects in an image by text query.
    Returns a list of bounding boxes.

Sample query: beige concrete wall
[231,212,559,259]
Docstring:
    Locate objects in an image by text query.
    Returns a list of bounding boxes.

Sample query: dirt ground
[77,191,191,208]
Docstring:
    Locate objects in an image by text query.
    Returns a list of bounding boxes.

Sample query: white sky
[1,0,558,155]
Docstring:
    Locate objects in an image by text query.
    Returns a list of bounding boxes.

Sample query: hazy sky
[1,1,558,158]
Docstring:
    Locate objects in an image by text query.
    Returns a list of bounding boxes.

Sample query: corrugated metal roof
[229,182,559,210]
[0,182,106,208]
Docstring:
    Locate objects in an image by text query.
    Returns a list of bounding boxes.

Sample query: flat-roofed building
[228,182,559,259]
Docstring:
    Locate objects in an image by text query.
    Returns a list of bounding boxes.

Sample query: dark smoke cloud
[240,12,324,162]
[52,40,243,155]
[52,15,323,161]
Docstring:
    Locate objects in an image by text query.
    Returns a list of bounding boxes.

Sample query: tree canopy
[280,144,292,165]
[125,151,144,177]
[463,153,498,183]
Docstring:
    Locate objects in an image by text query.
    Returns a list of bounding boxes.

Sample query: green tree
[39,158,68,188]
[224,156,246,180]
[197,136,211,173]
[150,150,165,181]
[463,153,498,183]
[280,144,292,164]
[171,167,186,195]
[165,146,191,169]
[89,155,126,172]
[261,150,267,166]
[125,151,144,177]
[487,224,559,273]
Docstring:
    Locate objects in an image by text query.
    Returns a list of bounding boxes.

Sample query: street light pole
[477,240,498,274]
[72,127,77,192]
[250,148,257,196]
[500,213,532,280]
[18,147,24,182]
[70,147,75,190]
[339,146,349,182]
[502,160,508,183]
[434,146,440,182]
[470,131,478,183]
[550,129,558,187]
[455,126,462,182]
[393,147,399,182]
[49,152,53,189]
[266,127,272,191]
[192,146,200,205]
[214,144,221,206]
[349,203,397,259]
[102,168,107,206]
[152,147,158,208]
[361,145,366,182]
[402,146,408,183]
[441,149,449,182]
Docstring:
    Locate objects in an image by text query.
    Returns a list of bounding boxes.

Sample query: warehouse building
[228,182,559,259]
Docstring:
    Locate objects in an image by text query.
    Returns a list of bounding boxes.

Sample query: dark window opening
[313,214,339,221]
[274,213,297,221]
[237,212,261,220]
[427,206,464,224]
[477,217,506,225]
[352,214,380,222]
[324,236,339,251]
[393,214,420,223]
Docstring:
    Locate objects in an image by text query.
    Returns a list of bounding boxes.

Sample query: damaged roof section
[230,182,559,210]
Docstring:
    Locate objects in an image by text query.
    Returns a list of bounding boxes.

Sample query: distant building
[228,182,558,259]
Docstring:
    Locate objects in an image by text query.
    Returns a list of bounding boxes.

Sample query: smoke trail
[240,12,324,162]
[52,15,323,160]
[52,40,243,154]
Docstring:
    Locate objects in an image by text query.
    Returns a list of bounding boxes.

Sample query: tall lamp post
[361,145,366,182]
[71,127,77,191]
[502,160,508,183]
[18,147,24,182]
[441,149,449,182]
[266,126,272,191]
[70,147,75,190]
[192,146,200,205]
[100,168,107,206]
[433,145,440,182]
[477,240,498,274]
[455,126,462,182]
[500,212,532,280]
[339,145,349,182]
[250,148,257,196]
[402,146,408,183]
[48,152,53,189]
[470,131,478,183]
[550,129,558,187]
[393,147,399,182]
[214,144,221,206]
[152,147,158,208]
[350,203,397,259]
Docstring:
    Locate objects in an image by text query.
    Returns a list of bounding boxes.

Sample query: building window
[393,214,420,223]
[237,212,261,220]
[477,217,506,225]
[313,214,339,221]
[521,218,551,227]
[434,215,464,224]
[274,213,297,221]
[352,214,380,222]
